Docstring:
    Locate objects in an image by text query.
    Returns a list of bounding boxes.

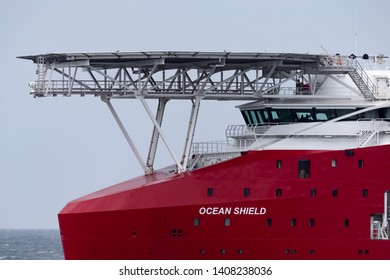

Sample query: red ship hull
[58,146,390,259]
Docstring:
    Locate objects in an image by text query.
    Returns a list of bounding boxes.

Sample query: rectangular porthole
[309,218,315,227]
[244,188,250,197]
[266,218,272,227]
[291,218,297,227]
[362,189,368,197]
[194,218,200,226]
[332,189,338,197]
[276,188,282,197]
[207,188,214,197]
[276,160,282,168]
[331,159,337,167]
[311,188,317,197]
[298,160,310,178]
[344,218,349,227]
[224,218,231,227]
[358,159,364,168]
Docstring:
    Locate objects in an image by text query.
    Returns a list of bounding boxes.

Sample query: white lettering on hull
[199,207,266,215]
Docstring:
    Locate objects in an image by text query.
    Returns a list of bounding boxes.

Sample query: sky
[1,0,390,229]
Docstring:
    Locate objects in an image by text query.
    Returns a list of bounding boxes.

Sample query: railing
[191,139,256,155]
[348,58,377,96]
[191,141,230,155]
[193,119,390,155]
[30,79,280,97]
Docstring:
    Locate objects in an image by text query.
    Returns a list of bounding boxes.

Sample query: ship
[19,51,390,259]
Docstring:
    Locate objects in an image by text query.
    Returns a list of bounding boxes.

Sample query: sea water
[0,229,63,260]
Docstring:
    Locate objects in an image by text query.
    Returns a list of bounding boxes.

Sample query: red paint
[58,147,390,259]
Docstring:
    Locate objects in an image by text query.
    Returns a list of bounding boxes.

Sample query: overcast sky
[1,0,389,229]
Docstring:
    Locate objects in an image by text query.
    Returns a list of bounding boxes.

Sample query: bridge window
[335,109,356,119]
[315,109,335,120]
[298,160,310,178]
[292,109,314,122]
[269,109,294,123]
[243,111,253,125]
[249,110,258,124]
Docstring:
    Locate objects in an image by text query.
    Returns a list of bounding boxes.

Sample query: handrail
[347,58,377,96]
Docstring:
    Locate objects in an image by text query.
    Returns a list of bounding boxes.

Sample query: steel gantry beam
[20,51,359,174]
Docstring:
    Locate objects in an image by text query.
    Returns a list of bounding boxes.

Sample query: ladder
[36,56,47,95]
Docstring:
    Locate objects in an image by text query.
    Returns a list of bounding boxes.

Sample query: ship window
[285,249,290,254]
[276,160,282,168]
[171,229,183,237]
[298,159,310,178]
[315,109,333,121]
[243,188,250,197]
[266,218,272,226]
[362,189,368,197]
[311,188,317,197]
[224,218,231,227]
[358,159,364,168]
[263,110,270,122]
[310,249,315,254]
[207,188,214,197]
[200,249,205,254]
[344,218,349,227]
[238,249,243,255]
[272,109,295,123]
[345,149,354,156]
[194,218,200,226]
[332,189,338,197]
[256,110,264,124]
[243,111,253,125]
[331,159,337,167]
[335,109,356,119]
[290,218,297,227]
[309,218,315,227]
[291,249,296,254]
[293,109,314,122]
[220,249,226,254]
[276,188,282,197]
[250,110,259,124]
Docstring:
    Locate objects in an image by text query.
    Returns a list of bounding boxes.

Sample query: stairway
[347,59,377,99]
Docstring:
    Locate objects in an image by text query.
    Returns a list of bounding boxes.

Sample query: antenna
[354,7,358,54]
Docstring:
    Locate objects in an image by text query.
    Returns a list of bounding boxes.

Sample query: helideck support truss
[19,51,377,174]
